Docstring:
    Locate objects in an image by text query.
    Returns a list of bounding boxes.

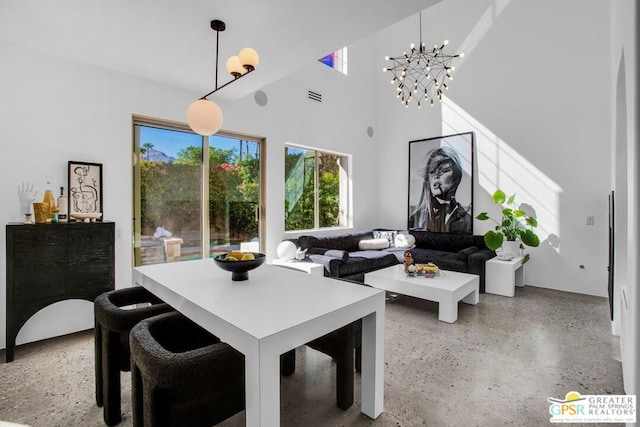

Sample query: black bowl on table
[213,253,266,281]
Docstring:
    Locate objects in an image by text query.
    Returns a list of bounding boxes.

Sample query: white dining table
[132,259,385,427]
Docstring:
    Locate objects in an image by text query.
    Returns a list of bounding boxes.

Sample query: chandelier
[383,13,463,108]
[187,19,259,136]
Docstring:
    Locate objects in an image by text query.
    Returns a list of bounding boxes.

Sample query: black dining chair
[129,311,245,427]
[94,287,173,426]
[281,277,366,410]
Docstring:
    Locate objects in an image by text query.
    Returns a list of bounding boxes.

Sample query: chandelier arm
[199,68,256,100]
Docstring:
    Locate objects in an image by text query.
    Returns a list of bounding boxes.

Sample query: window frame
[284,143,351,232]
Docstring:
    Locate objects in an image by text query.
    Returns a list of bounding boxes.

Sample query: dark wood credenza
[5,221,115,362]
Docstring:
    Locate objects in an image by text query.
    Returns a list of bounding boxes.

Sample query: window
[319,47,348,75]
[133,118,265,266]
[284,145,350,231]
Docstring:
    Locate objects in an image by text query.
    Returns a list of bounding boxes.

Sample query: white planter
[497,240,520,260]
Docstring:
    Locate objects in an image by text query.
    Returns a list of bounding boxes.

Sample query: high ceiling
[0,0,441,100]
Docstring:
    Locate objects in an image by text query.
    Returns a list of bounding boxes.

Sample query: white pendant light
[187,99,223,136]
[186,19,259,136]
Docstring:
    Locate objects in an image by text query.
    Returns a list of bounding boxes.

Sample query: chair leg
[280,349,296,377]
[103,330,122,426]
[355,345,362,373]
[147,386,170,427]
[336,325,354,410]
[95,320,103,407]
[131,361,144,427]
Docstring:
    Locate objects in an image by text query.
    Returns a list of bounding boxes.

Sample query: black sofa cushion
[337,251,398,278]
[306,247,350,262]
[407,248,468,272]
[410,230,486,253]
[299,231,374,252]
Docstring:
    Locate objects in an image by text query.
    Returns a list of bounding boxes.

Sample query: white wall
[376,0,612,297]
[610,0,638,398]
[0,35,380,348]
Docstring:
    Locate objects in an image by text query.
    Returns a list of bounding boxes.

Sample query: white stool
[485,256,524,297]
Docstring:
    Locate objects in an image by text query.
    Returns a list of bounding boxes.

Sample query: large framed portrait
[68,161,103,216]
[407,132,474,234]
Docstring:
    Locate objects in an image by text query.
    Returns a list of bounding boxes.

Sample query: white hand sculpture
[18,182,38,214]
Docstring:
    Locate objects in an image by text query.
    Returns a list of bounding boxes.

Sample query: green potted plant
[476,190,540,261]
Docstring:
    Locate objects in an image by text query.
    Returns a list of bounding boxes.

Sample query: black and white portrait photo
[408,132,474,234]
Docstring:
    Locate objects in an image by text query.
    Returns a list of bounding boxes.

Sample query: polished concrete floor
[0,285,624,427]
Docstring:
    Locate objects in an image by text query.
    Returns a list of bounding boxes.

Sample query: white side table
[485,256,524,297]
[271,259,325,275]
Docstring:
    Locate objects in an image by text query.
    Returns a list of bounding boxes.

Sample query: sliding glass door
[133,119,264,266]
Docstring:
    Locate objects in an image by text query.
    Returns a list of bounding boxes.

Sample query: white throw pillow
[394,234,416,249]
[358,238,390,250]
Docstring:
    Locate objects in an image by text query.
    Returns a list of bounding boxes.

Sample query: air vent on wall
[308,90,322,102]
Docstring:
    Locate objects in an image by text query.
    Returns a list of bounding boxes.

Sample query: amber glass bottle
[42,179,56,220]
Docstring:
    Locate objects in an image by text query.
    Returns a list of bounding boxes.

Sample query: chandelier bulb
[444,40,449,45]
[383,67,387,72]
[226,56,245,77]
[460,53,465,57]
[410,43,415,50]
[239,47,259,70]
[385,55,390,61]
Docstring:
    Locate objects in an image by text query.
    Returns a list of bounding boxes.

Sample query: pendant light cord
[419,12,423,52]
[215,28,220,89]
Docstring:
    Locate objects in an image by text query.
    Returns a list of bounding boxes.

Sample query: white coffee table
[364,265,479,323]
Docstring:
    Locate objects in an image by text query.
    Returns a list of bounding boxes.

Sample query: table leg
[463,287,479,305]
[515,264,525,287]
[245,347,281,427]
[438,297,458,323]
[360,295,385,418]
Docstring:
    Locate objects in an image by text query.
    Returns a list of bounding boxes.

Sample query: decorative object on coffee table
[476,189,540,261]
